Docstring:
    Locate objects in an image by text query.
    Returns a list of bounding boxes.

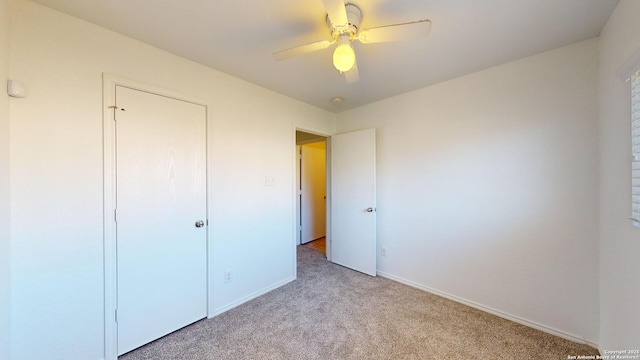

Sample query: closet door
[115,86,207,355]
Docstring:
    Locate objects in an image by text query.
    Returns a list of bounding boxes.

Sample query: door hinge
[114,209,117,222]
[109,106,118,121]
[108,105,126,117]
[115,309,118,323]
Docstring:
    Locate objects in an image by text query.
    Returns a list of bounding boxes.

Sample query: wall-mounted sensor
[7,80,26,98]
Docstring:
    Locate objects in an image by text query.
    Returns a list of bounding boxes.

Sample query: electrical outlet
[224,270,232,283]
[381,247,387,257]
[265,176,276,186]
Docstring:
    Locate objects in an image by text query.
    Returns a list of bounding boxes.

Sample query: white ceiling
[31,0,619,112]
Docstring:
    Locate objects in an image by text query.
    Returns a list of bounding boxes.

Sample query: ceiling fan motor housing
[327,3,362,39]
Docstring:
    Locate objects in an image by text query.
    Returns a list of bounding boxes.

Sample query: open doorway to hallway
[296,130,327,257]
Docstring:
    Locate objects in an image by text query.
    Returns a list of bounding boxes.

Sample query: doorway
[293,127,377,274]
[296,131,328,256]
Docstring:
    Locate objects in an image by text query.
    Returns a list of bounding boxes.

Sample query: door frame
[293,128,332,274]
[102,74,211,360]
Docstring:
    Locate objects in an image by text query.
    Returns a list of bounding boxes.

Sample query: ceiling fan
[272,0,431,84]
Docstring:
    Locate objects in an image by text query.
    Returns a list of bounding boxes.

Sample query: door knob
[195,220,205,228]
[366,207,375,213]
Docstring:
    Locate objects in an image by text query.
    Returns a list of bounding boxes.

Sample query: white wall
[336,39,600,344]
[598,0,640,351]
[8,0,334,359]
[0,0,11,358]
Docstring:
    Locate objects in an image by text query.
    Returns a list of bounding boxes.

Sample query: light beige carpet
[120,246,598,359]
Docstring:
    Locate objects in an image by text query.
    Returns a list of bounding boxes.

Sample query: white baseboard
[211,276,296,316]
[377,271,599,349]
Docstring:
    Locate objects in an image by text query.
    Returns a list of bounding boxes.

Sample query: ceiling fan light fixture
[333,41,356,72]
[273,1,431,84]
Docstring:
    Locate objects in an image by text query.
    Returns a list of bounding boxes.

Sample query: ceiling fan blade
[322,0,348,28]
[344,61,359,84]
[273,39,334,61]
[357,19,431,44]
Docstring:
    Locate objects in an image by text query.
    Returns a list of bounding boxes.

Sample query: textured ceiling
[31,0,619,112]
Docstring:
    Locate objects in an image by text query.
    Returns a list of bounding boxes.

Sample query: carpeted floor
[120,246,598,360]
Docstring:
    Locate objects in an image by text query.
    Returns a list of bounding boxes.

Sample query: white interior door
[115,86,207,355]
[301,141,326,244]
[331,129,377,276]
